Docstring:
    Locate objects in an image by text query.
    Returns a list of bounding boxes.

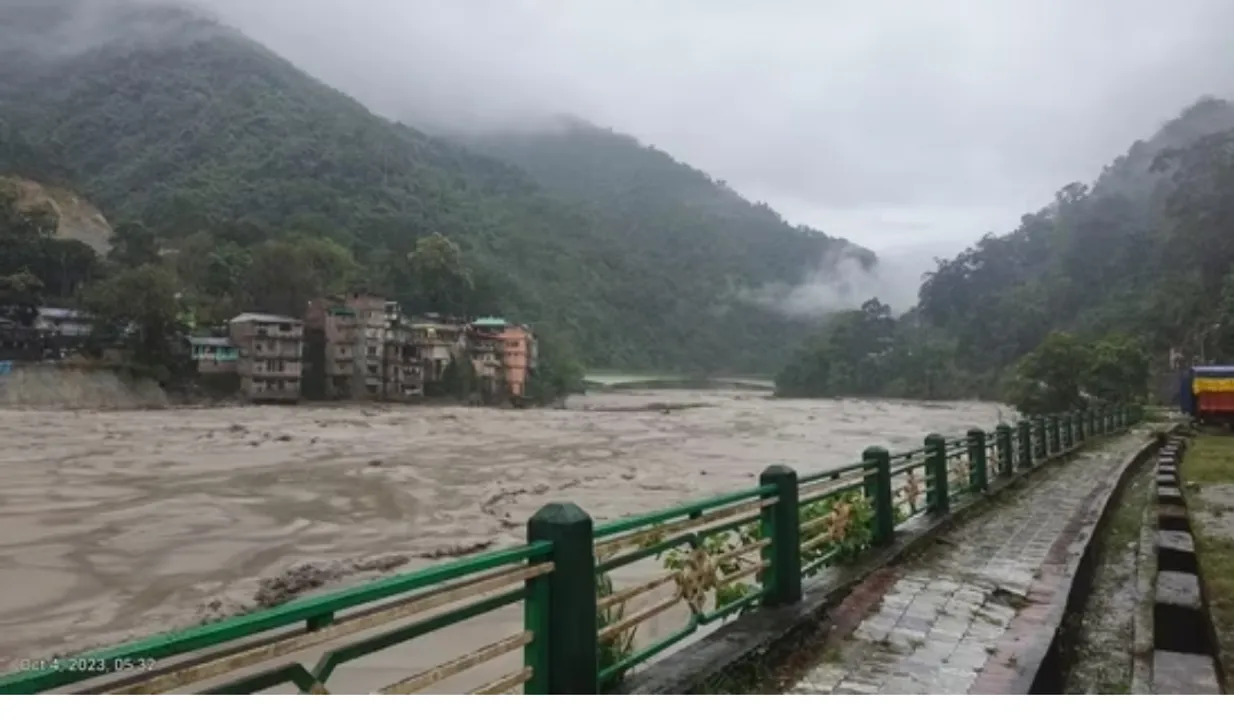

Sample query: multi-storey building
[350,293,389,399]
[229,312,304,402]
[383,318,425,399]
[307,293,430,401]
[409,315,467,387]
[468,317,537,399]
[304,299,362,400]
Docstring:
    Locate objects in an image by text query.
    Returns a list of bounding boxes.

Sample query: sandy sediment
[0,366,168,410]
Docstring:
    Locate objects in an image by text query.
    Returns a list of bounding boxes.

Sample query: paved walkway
[788,431,1150,695]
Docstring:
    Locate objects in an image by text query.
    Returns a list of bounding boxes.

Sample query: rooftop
[471,316,508,327]
[38,307,89,319]
[188,336,234,347]
[230,312,301,325]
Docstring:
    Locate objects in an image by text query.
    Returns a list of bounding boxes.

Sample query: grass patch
[1181,434,1234,489]
[1180,434,1234,691]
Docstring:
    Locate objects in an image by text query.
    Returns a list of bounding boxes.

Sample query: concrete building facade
[229,312,304,402]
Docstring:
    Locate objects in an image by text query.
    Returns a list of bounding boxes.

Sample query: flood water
[0,389,1008,687]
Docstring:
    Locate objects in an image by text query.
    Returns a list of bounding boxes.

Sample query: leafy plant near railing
[645,488,897,617]
[596,570,637,692]
[596,482,920,684]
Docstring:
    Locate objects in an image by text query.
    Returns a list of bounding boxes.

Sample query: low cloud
[737,245,941,319]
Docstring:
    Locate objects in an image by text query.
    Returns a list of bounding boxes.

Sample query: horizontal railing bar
[310,586,530,686]
[797,459,872,484]
[598,624,695,683]
[0,542,551,695]
[472,666,534,695]
[799,480,865,506]
[379,631,532,694]
[593,486,773,539]
[594,498,772,560]
[107,564,547,695]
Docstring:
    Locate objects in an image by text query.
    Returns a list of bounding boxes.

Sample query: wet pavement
[788,431,1150,695]
[0,390,1008,673]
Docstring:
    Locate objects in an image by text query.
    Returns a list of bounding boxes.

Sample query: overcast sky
[188,0,1234,255]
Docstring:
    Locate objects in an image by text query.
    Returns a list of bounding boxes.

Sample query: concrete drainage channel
[1149,436,1224,694]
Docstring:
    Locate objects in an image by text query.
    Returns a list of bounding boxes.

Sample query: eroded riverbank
[0,390,1008,670]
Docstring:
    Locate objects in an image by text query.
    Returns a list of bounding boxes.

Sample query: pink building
[469,317,536,398]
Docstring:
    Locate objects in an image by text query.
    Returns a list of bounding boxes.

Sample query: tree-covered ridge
[463,119,881,373]
[777,97,1234,410]
[0,1,877,374]
[463,118,875,288]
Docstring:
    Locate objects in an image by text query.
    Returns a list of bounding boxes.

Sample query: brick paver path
[788,432,1149,695]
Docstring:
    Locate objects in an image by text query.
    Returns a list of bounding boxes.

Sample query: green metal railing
[0,406,1137,695]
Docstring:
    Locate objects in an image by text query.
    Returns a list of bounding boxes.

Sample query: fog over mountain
[7,0,1234,317]
[184,0,1234,261]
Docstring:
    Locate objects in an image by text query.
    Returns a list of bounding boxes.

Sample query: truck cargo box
[1185,365,1234,422]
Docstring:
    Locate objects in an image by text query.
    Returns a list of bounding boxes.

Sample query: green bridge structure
[0,407,1137,695]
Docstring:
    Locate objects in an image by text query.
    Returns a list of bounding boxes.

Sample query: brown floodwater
[0,389,1009,690]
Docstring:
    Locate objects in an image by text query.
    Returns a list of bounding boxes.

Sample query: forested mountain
[0,0,876,373]
[777,97,1234,410]
[463,119,875,309]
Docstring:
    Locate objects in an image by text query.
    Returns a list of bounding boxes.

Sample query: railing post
[759,465,802,606]
[1074,410,1085,443]
[967,428,988,493]
[1033,417,1046,463]
[996,423,1014,477]
[527,502,598,694]
[1047,415,1061,455]
[925,433,949,514]
[1088,409,1097,437]
[1017,420,1032,470]
[862,447,894,546]
[1060,412,1072,449]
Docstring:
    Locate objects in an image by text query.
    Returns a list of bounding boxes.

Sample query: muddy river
[0,389,1008,688]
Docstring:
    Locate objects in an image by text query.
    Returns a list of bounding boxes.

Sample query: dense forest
[776,97,1234,413]
[462,120,876,372]
[0,0,876,375]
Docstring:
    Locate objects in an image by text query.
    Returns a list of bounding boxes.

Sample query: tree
[82,264,184,374]
[82,261,185,380]
[244,236,360,317]
[1084,334,1150,405]
[1007,332,1093,415]
[525,326,585,403]
[403,233,474,316]
[0,269,44,325]
[107,221,161,268]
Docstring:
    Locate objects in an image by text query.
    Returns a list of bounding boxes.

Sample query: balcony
[246,359,301,378]
[251,346,303,360]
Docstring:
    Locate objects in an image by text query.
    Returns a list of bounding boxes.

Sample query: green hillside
[776,97,1234,409]
[0,1,876,374]
[463,118,874,290]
